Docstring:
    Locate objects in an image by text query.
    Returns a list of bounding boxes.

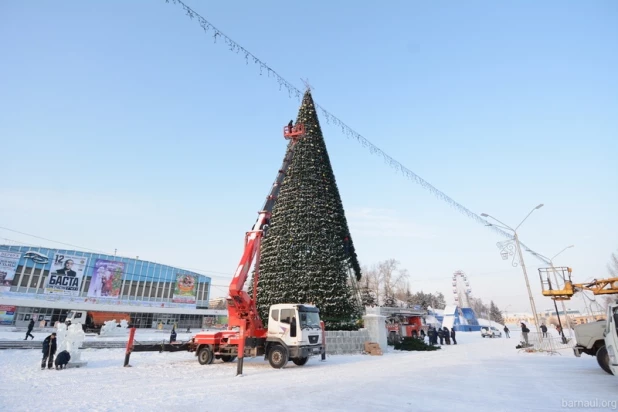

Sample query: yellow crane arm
[574,278,618,296]
[538,266,618,301]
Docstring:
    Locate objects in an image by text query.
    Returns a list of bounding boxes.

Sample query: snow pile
[99,319,130,337]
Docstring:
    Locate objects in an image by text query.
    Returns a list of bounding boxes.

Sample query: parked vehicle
[538,266,617,376]
[481,326,502,338]
[384,308,427,344]
[605,303,618,377]
[573,305,618,376]
[65,310,131,333]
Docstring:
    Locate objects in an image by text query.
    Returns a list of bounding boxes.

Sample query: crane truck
[539,266,618,376]
[188,122,325,375]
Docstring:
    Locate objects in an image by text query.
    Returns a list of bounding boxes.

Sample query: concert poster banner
[0,305,16,325]
[87,259,125,298]
[0,251,22,291]
[44,253,88,296]
[172,273,197,304]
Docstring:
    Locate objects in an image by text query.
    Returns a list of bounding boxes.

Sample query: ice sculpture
[99,319,129,336]
[56,322,87,367]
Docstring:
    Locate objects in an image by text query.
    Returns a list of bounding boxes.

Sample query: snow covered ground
[0,329,616,412]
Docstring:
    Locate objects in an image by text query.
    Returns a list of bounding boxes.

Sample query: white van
[481,326,502,338]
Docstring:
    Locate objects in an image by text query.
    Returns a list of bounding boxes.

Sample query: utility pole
[513,231,542,338]
[481,204,544,339]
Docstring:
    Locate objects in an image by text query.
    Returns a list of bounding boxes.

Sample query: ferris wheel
[452,270,472,308]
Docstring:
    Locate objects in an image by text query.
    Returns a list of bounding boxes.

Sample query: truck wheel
[292,357,308,366]
[220,355,236,363]
[197,346,213,365]
[268,345,289,369]
[596,345,614,375]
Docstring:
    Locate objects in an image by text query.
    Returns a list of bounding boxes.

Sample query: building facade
[503,309,607,328]
[0,245,226,329]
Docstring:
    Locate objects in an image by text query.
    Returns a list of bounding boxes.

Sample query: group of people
[425,326,457,345]
[40,332,71,370]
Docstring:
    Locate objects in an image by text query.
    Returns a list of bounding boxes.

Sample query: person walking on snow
[24,319,35,340]
[504,325,510,338]
[170,327,177,344]
[540,324,548,338]
[450,328,457,345]
[520,323,530,345]
[41,333,57,370]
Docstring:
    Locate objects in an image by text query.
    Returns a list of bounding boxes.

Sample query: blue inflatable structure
[438,305,482,332]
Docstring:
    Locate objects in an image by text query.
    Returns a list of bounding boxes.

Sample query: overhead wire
[164,0,551,266]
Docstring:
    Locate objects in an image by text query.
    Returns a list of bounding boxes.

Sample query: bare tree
[378,259,400,302]
[405,291,446,310]
[607,249,618,277]
[601,250,618,310]
[360,259,409,306]
[360,264,381,305]
[358,271,377,307]
[394,282,411,303]
[469,296,489,317]
[601,296,616,311]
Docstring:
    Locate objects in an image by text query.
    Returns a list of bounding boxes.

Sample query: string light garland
[165,0,549,265]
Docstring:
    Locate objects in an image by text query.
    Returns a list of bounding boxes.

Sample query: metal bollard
[124,327,136,367]
[320,321,326,361]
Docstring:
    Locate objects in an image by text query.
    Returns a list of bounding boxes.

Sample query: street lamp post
[529,245,575,343]
[481,204,544,339]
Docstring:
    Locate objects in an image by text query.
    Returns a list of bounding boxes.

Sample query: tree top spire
[301,78,313,92]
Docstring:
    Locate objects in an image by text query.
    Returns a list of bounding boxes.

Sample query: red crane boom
[226,123,305,374]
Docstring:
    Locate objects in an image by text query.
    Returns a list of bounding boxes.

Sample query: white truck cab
[265,304,323,366]
[605,304,618,377]
[65,310,87,325]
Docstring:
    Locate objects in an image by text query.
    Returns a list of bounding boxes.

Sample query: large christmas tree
[252,90,362,330]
